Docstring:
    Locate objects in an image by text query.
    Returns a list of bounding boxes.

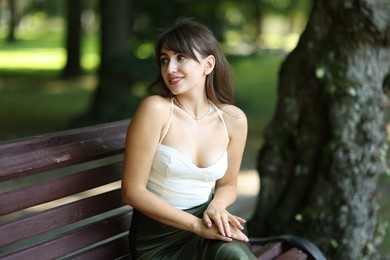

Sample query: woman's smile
[169,76,184,85]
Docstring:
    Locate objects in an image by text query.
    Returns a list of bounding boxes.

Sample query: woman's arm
[203,106,248,239]
[121,96,238,242]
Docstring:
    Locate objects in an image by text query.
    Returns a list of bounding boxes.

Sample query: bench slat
[253,242,283,260]
[0,120,129,155]
[275,247,308,260]
[70,235,130,260]
[1,212,132,260]
[0,163,122,215]
[0,137,125,181]
[0,120,129,181]
[0,189,129,247]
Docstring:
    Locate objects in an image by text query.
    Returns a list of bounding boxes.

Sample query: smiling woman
[121,18,257,259]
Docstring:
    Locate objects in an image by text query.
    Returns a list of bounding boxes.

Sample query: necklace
[173,97,211,120]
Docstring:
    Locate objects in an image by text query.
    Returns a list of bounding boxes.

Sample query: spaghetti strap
[211,102,229,143]
[159,98,174,144]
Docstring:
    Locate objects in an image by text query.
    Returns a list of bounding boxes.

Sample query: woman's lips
[169,77,184,85]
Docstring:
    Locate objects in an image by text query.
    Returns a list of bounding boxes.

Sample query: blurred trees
[6,0,15,42]
[0,0,309,123]
[68,0,311,123]
[248,0,390,258]
[62,0,84,78]
[82,0,137,124]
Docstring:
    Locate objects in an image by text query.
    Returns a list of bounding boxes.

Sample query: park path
[230,169,260,220]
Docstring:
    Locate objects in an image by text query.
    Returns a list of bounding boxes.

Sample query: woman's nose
[167,60,177,73]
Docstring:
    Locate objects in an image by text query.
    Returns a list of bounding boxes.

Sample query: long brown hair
[149,18,234,105]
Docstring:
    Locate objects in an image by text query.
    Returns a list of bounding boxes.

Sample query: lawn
[0,32,389,257]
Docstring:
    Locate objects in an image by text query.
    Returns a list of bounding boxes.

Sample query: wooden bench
[0,120,326,260]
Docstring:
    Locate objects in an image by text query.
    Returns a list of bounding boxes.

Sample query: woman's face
[159,46,214,96]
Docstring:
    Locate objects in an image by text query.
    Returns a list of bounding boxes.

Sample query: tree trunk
[62,0,84,78]
[248,0,390,259]
[78,0,139,125]
[6,0,16,42]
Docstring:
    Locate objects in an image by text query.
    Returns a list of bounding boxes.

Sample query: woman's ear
[204,55,215,75]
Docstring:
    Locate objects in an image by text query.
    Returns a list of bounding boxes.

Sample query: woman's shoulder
[216,104,247,133]
[133,95,171,123]
[220,104,246,120]
[137,95,171,113]
[140,95,170,107]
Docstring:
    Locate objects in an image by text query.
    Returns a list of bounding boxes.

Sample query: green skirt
[129,199,257,260]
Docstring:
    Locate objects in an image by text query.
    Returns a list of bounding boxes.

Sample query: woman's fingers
[199,217,248,242]
[204,210,247,237]
[230,228,249,242]
[204,211,228,237]
[217,234,233,242]
[222,215,231,237]
[214,215,226,236]
[235,215,247,224]
[228,215,246,230]
[203,212,212,227]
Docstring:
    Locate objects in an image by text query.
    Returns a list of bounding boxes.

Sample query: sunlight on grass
[0,49,99,70]
[0,50,65,69]
[0,28,99,71]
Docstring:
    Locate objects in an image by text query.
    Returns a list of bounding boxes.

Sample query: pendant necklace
[173,97,211,120]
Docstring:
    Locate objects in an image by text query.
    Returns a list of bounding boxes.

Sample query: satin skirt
[129,200,257,260]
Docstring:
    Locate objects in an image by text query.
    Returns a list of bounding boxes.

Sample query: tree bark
[248,0,390,259]
[62,0,84,78]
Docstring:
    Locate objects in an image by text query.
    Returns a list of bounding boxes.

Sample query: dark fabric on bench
[129,199,256,260]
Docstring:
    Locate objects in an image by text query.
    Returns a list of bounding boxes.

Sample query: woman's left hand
[203,202,246,239]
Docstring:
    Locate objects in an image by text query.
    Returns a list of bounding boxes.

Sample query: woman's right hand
[194,218,249,242]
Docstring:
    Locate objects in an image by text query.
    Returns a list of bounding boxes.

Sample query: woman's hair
[149,18,234,105]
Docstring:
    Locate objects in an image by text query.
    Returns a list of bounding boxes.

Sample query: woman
[122,18,256,259]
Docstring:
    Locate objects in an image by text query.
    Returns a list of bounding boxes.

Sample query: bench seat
[0,120,325,260]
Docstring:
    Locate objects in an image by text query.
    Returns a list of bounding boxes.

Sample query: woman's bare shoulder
[220,104,246,120]
[219,104,247,131]
[135,95,170,115]
[139,95,170,110]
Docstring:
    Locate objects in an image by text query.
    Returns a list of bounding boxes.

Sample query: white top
[147,98,229,209]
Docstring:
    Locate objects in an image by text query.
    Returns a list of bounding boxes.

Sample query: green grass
[0,75,93,140]
[0,27,99,140]
[0,30,99,71]
[0,30,389,257]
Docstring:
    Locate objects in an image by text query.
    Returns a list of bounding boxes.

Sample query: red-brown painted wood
[0,163,122,215]
[275,247,308,260]
[0,189,129,247]
[1,212,132,259]
[0,119,129,181]
[253,242,284,260]
[71,236,130,260]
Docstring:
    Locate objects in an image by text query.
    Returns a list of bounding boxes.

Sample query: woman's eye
[160,58,169,64]
[178,54,187,61]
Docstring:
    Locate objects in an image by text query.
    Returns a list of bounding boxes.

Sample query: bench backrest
[0,119,132,259]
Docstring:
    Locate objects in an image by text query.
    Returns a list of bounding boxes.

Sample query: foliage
[261,0,312,15]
